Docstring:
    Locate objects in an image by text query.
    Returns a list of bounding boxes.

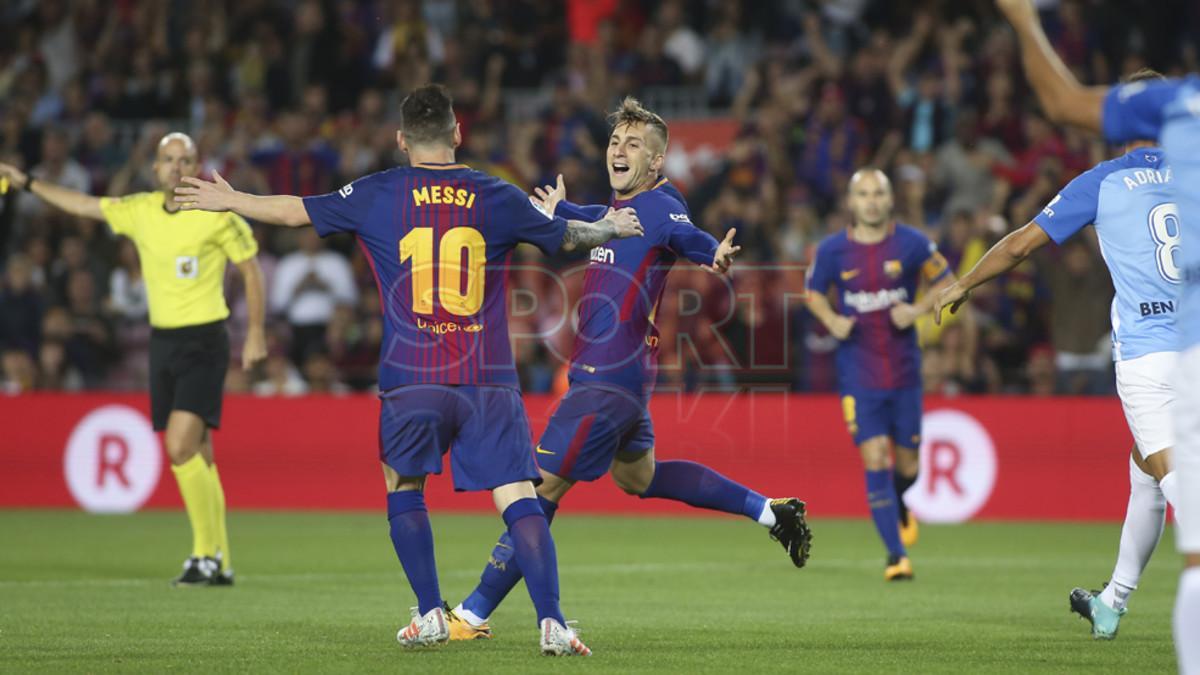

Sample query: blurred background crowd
[1,0,1198,397]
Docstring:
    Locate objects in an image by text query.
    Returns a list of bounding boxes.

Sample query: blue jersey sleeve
[302,174,379,237]
[807,241,837,293]
[641,195,716,265]
[491,183,568,255]
[1102,80,1179,144]
[555,200,610,222]
[1032,166,1104,244]
[902,228,951,284]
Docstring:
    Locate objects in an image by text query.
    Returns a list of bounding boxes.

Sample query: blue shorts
[535,384,655,482]
[378,384,539,492]
[840,387,923,448]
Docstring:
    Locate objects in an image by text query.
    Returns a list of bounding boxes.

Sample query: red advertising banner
[0,393,1133,521]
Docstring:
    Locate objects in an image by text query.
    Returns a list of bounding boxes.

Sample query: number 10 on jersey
[399,227,486,316]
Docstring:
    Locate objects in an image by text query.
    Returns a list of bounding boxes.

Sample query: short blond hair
[608,97,668,154]
[157,132,197,156]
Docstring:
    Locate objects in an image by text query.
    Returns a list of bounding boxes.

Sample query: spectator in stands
[36,338,82,391]
[20,127,88,222]
[1045,239,1114,395]
[932,112,1012,219]
[0,253,42,357]
[271,228,356,367]
[107,239,147,322]
[252,110,339,197]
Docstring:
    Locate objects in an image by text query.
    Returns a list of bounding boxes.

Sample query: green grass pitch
[0,511,1181,673]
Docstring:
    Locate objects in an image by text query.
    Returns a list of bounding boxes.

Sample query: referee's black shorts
[149,320,230,431]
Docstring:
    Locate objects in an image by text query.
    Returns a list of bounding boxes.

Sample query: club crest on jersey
[175,256,198,279]
[590,246,615,265]
[884,259,903,278]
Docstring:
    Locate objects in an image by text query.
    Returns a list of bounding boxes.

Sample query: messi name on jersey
[412,185,477,208]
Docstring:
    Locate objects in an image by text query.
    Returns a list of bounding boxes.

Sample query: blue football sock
[640,460,767,521]
[502,498,565,625]
[462,495,559,621]
[866,469,906,557]
[387,490,442,616]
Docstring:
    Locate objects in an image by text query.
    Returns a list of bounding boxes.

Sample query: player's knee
[1142,448,1172,482]
[894,450,919,477]
[612,464,652,496]
[859,438,890,471]
[163,434,198,465]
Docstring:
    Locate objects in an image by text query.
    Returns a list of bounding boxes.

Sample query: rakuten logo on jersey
[63,405,162,513]
[842,288,908,313]
[906,409,997,523]
[590,246,615,265]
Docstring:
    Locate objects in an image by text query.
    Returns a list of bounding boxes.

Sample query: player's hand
[889,302,920,330]
[827,315,856,340]
[175,170,237,212]
[932,283,970,325]
[707,228,741,275]
[995,0,1037,26]
[0,163,29,192]
[532,173,567,217]
[607,207,643,239]
[242,328,268,371]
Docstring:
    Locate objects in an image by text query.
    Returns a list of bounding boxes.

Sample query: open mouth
[611,161,629,176]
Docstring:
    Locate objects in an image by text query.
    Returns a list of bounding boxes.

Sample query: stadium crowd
[1,0,1197,396]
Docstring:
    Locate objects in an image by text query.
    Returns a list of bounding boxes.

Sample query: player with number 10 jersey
[174,84,643,656]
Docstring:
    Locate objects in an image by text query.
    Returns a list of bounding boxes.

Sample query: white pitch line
[0,556,1104,589]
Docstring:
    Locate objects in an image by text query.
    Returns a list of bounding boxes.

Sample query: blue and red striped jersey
[303,163,567,391]
[807,223,949,391]
[555,179,718,397]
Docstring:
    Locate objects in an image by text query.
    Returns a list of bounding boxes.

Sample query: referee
[0,133,266,586]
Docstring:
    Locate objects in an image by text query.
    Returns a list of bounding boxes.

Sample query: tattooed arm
[560,207,643,252]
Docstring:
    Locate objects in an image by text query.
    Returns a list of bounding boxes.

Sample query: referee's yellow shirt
[99,192,258,329]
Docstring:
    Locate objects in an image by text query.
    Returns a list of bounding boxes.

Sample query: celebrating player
[934,68,1180,639]
[445,97,813,641]
[806,168,955,581]
[175,84,643,656]
[995,0,1198,666]
[0,134,266,587]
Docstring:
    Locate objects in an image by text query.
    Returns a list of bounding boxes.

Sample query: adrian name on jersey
[844,287,909,313]
[1120,165,1172,191]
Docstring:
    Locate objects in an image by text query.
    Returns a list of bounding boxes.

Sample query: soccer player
[174,84,642,655]
[806,168,955,581]
[0,134,267,587]
[444,97,814,640]
[933,69,1179,639]
[993,0,1198,666]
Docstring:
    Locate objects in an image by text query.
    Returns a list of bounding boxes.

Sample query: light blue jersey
[1102,76,1200,351]
[1034,147,1178,361]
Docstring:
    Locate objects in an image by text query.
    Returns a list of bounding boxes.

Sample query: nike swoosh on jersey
[840,269,860,280]
[535,446,555,455]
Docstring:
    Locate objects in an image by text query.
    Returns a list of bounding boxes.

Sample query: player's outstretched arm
[560,207,643,252]
[533,173,609,222]
[932,221,1050,324]
[707,228,741,275]
[175,171,311,227]
[0,162,104,220]
[996,0,1107,132]
[892,273,959,329]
